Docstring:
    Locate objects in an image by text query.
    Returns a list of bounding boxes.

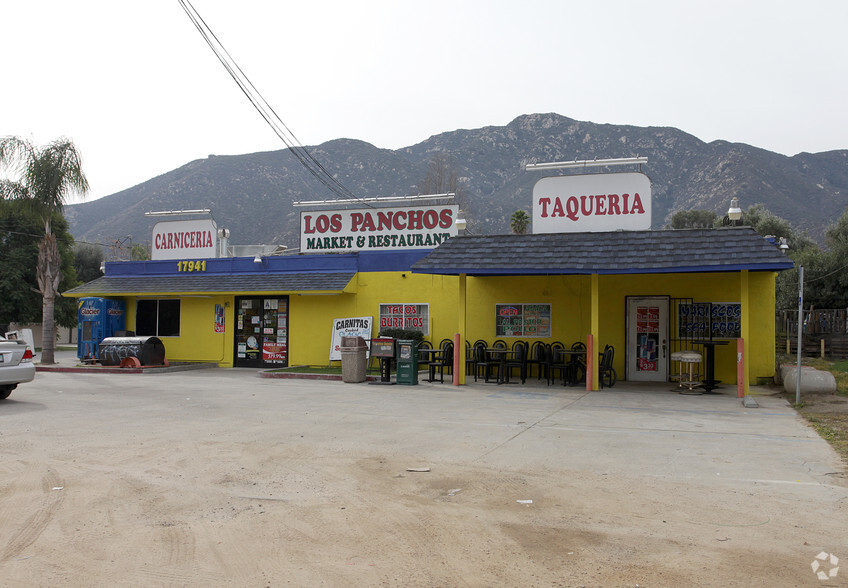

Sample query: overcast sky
[5,1,847,203]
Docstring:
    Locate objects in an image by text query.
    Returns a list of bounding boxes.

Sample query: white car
[0,336,36,400]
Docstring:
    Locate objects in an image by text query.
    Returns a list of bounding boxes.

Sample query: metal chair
[428,341,453,383]
[526,341,547,380]
[567,341,587,386]
[598,344,616,389]
[474,342,499,382]
[504,340,528,383]
[547,343,569,386]
[464,340,475,375]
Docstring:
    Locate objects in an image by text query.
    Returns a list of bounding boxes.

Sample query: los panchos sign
[532,172,652,233]
[300,205,459,253]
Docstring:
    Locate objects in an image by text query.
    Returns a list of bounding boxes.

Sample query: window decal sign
[379,304,429,334]
[677,302,742,339]
[495,304,551,337]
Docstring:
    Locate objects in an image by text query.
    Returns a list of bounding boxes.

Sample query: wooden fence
[776,309,848,358]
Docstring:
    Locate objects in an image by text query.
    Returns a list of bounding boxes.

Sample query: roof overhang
[63,272,356,297]
[412,227,795,277]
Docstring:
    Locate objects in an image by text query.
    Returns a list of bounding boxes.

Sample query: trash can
[395,339,418,385]
[340,336,368,383]
[98,336,166,367]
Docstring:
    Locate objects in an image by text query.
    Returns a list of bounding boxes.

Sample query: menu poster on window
[710,303,742,338]
[495,304,551,338]
[677,302,710,338]
[677,302,741,339]
[262,341,287,362]
[636,306,659,372]
[214,304,225,334]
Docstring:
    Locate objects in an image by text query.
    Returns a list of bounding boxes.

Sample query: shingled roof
[64,272,355,296]
[411,227,794,276]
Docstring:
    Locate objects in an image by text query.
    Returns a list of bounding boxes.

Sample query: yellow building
[65,227,792,393]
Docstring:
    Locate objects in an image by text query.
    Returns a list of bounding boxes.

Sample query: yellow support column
[457,273,467,385]
[590,273,600,391]
[740,270,750,396]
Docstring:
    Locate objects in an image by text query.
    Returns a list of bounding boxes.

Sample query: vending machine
[77,297,126,361]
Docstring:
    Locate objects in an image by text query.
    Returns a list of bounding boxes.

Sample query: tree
[74,243,105,284]
[0,136,89,363]
[666,209,718,229]
[131,242,151,261]
[417,152,468,224]
[0,201,79,333]
[510,210,530,234]
[803,206,848,308]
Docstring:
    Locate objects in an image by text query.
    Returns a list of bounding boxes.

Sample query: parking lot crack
[473,392,591,461]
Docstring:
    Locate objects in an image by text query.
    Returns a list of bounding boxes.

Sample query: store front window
[495,304,551,338]
[136,299,180,336]
[379,303,429,335]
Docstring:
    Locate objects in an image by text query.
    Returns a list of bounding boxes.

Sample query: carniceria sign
[300,205,459,253]
[532,172,651,233]
[151,218,219,260]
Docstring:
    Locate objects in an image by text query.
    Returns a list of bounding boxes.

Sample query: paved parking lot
[1,361,846,586]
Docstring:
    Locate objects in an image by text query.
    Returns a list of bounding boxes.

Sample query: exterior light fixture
[779,237,789,252]
[456,216,467,231]
[293,193,455,206]
[144,209,212,217]
[99,261,106,273]
[253,254,263,264]
[727,197,742,224]
[524,156,648,172]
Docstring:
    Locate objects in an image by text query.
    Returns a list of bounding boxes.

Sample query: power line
[803,260,848,285]
[0,228,106,247]
[177,0,372,207]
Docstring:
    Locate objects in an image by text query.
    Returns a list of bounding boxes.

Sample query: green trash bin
[395,339,418,385]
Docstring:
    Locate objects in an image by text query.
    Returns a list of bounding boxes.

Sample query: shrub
[378,328,425,343]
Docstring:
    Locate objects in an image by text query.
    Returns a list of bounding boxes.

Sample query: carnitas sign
[152,219,218,260]
[300,205,459,253]
[532,172,652,233]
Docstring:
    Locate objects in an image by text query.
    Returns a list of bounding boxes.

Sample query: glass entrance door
[234,296,289,368]
[625,296,669,382]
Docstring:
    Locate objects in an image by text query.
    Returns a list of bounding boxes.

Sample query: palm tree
[510,209,530,235]
[0,137,89,363]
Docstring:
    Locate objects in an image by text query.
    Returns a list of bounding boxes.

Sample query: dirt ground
[2,369,847,587]
[786,389,848,469]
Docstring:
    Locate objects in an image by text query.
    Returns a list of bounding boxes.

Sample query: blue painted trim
[104,249,435,278]
[411,261,794,276]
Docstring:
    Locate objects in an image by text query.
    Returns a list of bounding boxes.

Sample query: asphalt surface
[2,350,845,585]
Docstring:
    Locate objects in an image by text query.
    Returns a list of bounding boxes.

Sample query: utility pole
[796,266,804,405]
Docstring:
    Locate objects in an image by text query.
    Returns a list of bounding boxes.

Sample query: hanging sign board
[532,172,651,233]
[329,316,373,361]
[301,205,458,253]
[152,218,218,260]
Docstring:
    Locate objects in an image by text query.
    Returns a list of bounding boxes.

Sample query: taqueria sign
[300,205,459,252]
[532,172,652,233]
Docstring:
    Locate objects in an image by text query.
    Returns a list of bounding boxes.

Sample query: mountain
[65,113,848,249]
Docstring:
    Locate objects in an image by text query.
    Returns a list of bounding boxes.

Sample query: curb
[36,362,219,375]
[259,371,379,382]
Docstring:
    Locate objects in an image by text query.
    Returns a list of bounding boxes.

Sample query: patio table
[692,339,728,393]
